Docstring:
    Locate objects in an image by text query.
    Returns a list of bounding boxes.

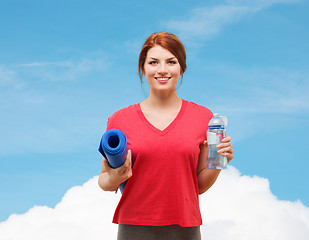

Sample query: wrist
[99,172,120,192]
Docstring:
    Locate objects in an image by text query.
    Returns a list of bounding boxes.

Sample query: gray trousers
[117,224,201,240]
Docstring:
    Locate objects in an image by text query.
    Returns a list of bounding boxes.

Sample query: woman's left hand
[217,136,234,163]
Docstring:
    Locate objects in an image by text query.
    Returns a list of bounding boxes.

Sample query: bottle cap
[208,113,227,127]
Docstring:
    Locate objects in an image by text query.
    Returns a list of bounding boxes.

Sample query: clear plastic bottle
[206,113,228,169]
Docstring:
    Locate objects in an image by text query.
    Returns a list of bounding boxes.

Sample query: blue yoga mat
[98,129,128,193]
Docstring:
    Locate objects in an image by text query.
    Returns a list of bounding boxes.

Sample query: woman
[98,32,234,240]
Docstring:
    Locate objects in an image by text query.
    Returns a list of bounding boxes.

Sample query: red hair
[138,32,187,83]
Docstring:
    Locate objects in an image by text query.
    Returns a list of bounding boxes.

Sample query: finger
[125,149,131,164]
[221,152,233,157]
[119,150,131,173]
[217,146,234,154]
[217,142,233,149]
[223,152,234,161]
[127,150,132,168]
[222,136,232,143]
[126,149,131,158]
[123,150,132,179]
[220,151,234,163]
[102,157,112,169]
[226,152,234,162]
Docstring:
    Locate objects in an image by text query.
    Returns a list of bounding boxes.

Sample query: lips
[155,77,171,83]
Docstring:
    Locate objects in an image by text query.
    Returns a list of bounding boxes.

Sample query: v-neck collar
[135,99,187,136]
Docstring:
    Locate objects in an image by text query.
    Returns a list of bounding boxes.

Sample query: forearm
[197,168,221,195]
[196,137,234,194]
[98,172,120,192]
[98,151,132,192]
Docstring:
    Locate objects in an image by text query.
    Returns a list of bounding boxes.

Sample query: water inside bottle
[207,130,227,169]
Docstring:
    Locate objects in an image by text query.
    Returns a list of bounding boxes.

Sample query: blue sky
[0,0,308,223]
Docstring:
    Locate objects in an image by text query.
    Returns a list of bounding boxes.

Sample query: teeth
[157,78,169,81]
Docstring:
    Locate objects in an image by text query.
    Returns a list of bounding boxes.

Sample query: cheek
[172,66,181,76]
[144,66,154,76]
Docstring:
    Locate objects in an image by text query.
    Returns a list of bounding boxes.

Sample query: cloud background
[1,167,308,240]
[165,0,301,41]
[0,0,308,239]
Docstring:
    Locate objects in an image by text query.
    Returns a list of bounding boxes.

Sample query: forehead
[146,45,175,59]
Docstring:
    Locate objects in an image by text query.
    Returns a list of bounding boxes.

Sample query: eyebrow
[149,57,177,61]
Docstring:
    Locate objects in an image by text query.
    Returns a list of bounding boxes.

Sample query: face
[143,45,182,93]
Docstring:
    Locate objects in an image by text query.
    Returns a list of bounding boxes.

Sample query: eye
[168,60,177,64]
[149,61,157,65]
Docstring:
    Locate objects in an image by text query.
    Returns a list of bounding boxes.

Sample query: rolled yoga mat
[98,129,128,193]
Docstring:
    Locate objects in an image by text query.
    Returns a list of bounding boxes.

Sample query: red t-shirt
[106,99,213,227]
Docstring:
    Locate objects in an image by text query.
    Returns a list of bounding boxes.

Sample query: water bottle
[206,113,227,169]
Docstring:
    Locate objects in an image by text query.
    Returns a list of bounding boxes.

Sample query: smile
[155,77,171,81]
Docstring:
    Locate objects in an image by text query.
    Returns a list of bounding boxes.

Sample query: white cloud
[19,61,74,68]
[164,0,300,40]
[166,5,252,40]
[200,167,309,239]
[0,65,24,88]
[16,57,110,82]
[0,177,120,240]
[0,54,114,155]
[208,65,309,114]
[0,53,110,91]
[1,167,308,240]
[225,0,300,8]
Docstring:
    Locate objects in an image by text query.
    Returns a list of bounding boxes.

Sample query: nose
[157,63,168,75]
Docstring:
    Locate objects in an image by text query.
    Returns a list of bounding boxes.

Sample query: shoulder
[109,104,136,120]
[184,100,213,117]
[107,104,138,129]
[181,100,213,132]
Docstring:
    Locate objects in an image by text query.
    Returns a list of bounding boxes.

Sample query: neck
[143,90,182,109]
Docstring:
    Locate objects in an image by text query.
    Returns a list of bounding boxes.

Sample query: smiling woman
[143,45,182,95]
[98,32,234,240]
[138,32,187,85]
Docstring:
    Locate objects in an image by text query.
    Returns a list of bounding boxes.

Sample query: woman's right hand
[98,150,132,191]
